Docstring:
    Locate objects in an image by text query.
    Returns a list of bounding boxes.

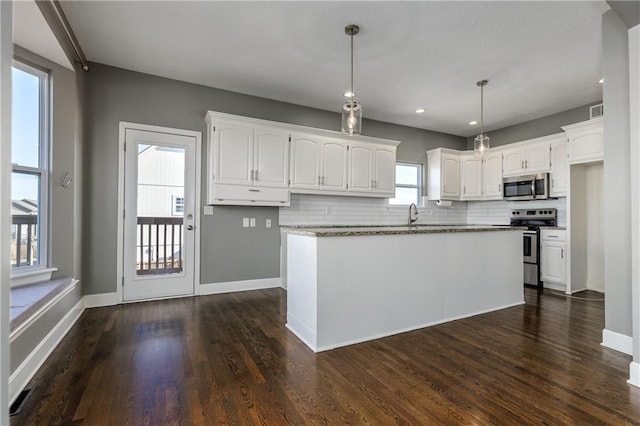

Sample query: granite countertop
[282,225,526,237]
[539,226,567,230]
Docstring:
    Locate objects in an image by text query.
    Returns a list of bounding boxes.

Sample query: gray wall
[465,102,601,148]
[11,47,85,373]
[602,10,632,337]
[84,63,465,294]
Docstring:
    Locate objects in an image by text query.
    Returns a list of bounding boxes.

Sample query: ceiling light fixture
[469,120,478,126]
[342,24,362,135]
[474,79,490,157]
[416,108,425,114]
[598,78,604,84]
[344,91,355,97]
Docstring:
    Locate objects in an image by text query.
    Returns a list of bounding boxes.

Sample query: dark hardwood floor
[11,287,640,425]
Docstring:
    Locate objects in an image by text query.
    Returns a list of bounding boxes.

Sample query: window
[172,195,184,216]
[11,61,49,270]
[389,162,422,206]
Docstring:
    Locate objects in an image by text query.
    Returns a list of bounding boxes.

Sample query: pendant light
[474,79,490,156]
[342,24,362,135]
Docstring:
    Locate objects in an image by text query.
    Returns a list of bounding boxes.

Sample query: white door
[123,128,197,301]
[214,122,253,186]
[290,135,321,189]
[483,152,503,199]
[321,140,348,191]
[441,154,460,198]
[372,147,396,194]
[502,149,525,176]
[460,154,482,200]
[524,144,551,173]
[348,143,373,192]
[541,242,566,284]
[254,127,289,188]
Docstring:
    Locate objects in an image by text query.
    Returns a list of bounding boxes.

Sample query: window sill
[11,267,58,288]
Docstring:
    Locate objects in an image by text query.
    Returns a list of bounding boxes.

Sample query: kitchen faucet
[408,203,419,226]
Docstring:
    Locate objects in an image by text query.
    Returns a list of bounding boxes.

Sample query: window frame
[11,59,50,276]
[389,161,423,206]
[172,195,185,216]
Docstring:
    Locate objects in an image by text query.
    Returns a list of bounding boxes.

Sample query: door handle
[561,248,564,259]
[531,181,535,198]
[187,225,194,231]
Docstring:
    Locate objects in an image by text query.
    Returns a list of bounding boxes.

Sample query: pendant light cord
[350,32,354,100]
[480,83,484,136]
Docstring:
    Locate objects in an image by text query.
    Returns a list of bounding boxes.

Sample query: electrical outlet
[266,219,272,228]
[250,218,256,227]
[243,217,249,227]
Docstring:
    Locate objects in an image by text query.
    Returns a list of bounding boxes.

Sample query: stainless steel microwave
[503,173,549,201]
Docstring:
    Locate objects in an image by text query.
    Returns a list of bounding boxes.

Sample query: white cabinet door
[290,135,321,189]
[524,144,551,173]
[550,140,568,197]
[460,153,482,200]
[321,140,348,191]
[348,143,373,192]
[442,154,461,199]
[214,123,254,185]
[541,241,566,284]
[372,146,396,194]
[254,127,289,188]
[482,151,503,200]
[502,149,525,177]
[565,118,604,164]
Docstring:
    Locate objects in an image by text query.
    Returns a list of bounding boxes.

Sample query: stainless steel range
[510,208,557,287]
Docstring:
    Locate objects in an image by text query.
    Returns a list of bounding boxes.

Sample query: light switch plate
[250,218,256,227]
[203,206,214,216]
[243,217,249,227]
[266,219,272,228]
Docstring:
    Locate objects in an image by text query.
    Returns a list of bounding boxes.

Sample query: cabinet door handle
[561,248,564,259]
[254,170,258,181]
[248,189,260,192]
[498,183,501,192]
[322,176,325,185]
[521,160,524,169]
[547,235,559,238]
[463,186,466,194]
[525,160,528,168]
[250,170,254,181]
[318,175,322,186]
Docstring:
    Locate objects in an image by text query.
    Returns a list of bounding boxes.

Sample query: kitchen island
[285,225,524,352]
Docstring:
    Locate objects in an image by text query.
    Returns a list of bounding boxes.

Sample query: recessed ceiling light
[469,120,478,125]
[344,91,355,97]
[598,78,604,84]
[415,108,425,114]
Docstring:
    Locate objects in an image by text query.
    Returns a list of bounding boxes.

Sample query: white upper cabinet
[213,122,254,186]
[427,148,461,201]
[562,117,604,164]
[372,146,396,194]
[550,137,568,197]
[460,153,483,200]
[290,135,322,189]
[502,141,551,177]
[348,143,373,192]
[254,127,290,188]
[348,143,396,196]
[320,140,348,191]
[482,150,503,200]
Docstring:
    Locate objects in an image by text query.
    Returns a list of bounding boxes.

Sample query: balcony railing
[137,217,183,275]
[11,215,38,268]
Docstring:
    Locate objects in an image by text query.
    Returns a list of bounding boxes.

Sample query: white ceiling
[60,1,609,137]
[13,0,73,70]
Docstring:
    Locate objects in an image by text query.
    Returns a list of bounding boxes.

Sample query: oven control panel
[509,208,557,219]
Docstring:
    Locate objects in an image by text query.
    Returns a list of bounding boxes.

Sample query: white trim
[117,122,202,303]
[10,267,57,287]
[313,301,526,352]
[8,297,84,405]
[629,362,640,388]
[83,292,119,308]
[199,278,282,296]
[9,278,77,341]
[286,314,317,352]
[601,329,633,355]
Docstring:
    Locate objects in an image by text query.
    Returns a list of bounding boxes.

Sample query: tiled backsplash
[279,194,468,226]
[279,194,567,227]
[466,198,567,226]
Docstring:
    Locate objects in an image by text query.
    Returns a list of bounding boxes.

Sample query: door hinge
[123,209,125,219]
[347,145,350,151]
[288,179,291,186]
[123,141,127,152]
[213,126,216,132]
[122,277,125,287]
[288,136,291,142]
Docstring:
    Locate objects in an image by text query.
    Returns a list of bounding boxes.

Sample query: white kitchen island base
[286,227,524,352]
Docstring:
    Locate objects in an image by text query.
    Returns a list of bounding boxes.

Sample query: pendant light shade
[342,24,362,135]
[474,79,490,157]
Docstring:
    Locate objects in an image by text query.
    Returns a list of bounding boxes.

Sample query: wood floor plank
[11,287,640,425]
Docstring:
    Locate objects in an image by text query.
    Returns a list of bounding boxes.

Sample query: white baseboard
[9,297,85,405]
[601,329,633,355]
[200,277,282,295]
[629,362,640,388]
[84,292,119,308]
